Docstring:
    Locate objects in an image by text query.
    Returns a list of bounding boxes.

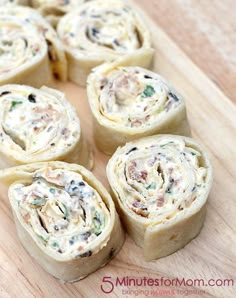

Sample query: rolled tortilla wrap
[0,161,124,281]
[0,6,67,87]
[0,84,93,169]
[107,135,213,260]
[57,0,154,86]
[88,62,191,155]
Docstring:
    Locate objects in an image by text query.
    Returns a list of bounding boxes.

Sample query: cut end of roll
[107,134,213,260]
[0,161,124,281]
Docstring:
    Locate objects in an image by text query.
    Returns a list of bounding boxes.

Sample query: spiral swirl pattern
[107,135,213,260]
[57,0,153,85]
[0,6,66,86]
[0,162,124,281]
[0,85,92,168]
[88,64,190,154]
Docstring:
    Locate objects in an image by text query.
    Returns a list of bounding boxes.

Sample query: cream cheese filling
[58,2,143,57]
[10,167,110,258]
[97,67,182,128]
[113,138,207,220]
[0,86,80,157]
[0,19,44,80]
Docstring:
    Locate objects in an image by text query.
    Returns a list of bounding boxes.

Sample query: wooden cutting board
[0,1,235,297]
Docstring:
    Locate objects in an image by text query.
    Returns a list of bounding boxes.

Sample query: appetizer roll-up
[57,0,154,86]
[0,85,93,169]
[87,62,191,155]
[31,0,94,27]
[107,135,213,260]
[0,161,124,281]
[0,6,67,87]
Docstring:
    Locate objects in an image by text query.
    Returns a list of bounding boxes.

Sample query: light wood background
[0,1,235,297]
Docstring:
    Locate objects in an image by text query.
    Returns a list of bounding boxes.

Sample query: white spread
[110,137,207,220]
[58,0,148,57]
[96,67,182,128]
[10,167,110,258]
[0,85,80,160]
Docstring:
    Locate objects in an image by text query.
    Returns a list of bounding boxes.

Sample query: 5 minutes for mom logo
[100,275,234,295]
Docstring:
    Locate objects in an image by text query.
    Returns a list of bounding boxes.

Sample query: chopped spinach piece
[49,188,56,194]
[38,235,49,243]
[93,211,105,236]
[32,197,46,206]
[141,85,155,98]
[9,101,23,112]
[146,182,156,190]
[52,242,59,248]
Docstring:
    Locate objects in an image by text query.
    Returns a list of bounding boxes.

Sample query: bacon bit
[131,119,142,127]
[140,171,148,180]
[132,199,149,217]
[132,200,147,211]
[128,163,148,182]
[78,246,83,251]
[61,128,69,138]
[33,127,38,131]
[127,162,137,180]
[147,157,157,167]
[23,213,30,223]
[157,196,164,207]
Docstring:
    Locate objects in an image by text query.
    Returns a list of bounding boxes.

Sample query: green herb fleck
[146,182,156,190]
[32,197,46,206]
[93,211,105,236]
[52,242,59,248]
[49,188,56,194]
[191,152,196,156]
[9,101,23,112]
[160,141,174,148]
[39,235,49,243]
[61,203,70,221]
[141,85,155,98]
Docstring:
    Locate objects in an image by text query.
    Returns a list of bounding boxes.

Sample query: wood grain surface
[0,1,236,298]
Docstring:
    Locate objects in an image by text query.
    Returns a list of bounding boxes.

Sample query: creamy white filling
[113,138,207,220]
[0,20,44,79]
[10,168,110,257]
[58,2,142,55]
[0,87,80,157]
[97,67,182,128]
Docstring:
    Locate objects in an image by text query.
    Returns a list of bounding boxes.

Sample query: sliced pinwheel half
[0,84,92,169]
[57,0,154,86]
[0,161,124,281]
[107,135,213,260]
